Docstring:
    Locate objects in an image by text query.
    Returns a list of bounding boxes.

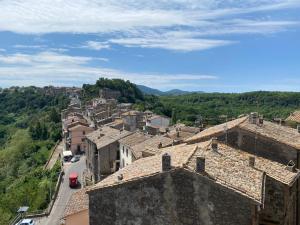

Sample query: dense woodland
[137,91,300,126]
[0,87,68,224]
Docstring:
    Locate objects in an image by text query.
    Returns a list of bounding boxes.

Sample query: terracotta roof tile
[119,132,151,147]
[130,135,174,159]
[286,111,300,123]
[88,140,300,203]
[86,127,131,149]
[64,189,88,218]
[186,116,248,143]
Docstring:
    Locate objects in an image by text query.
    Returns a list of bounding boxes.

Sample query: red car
[69,172,78,188]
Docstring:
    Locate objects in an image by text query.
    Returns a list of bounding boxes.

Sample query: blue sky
[0,0,299,92]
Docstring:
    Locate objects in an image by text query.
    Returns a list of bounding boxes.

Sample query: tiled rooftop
[119,131,151,148]
[89,140,299,203]
[286,111,300,123]
[86,126,131,149]
[130,135,174,159]
[186,116,300,150]
[239,118,300,150]
[64,188,88,218]
[186,116,248,143]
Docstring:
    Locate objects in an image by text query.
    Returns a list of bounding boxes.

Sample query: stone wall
[259,176,297,225]
[89,169,257,225]
[217,128,298,165]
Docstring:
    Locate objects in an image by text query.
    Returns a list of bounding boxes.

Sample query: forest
[0,87,68,224]
[137,91,300,126]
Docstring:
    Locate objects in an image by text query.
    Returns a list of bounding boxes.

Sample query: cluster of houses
[62,89,300,225]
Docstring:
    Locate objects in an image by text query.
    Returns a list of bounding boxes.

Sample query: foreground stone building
[87,140,300,225]
[186,114,300,225]
[85,126,131,182]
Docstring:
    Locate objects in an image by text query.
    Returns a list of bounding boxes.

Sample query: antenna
[223,114,228,144]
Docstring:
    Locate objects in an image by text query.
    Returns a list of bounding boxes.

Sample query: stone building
[123,135,174,162]
[165,124,200,143]
[87,140,300,225]
[119,131,152,168]
[186,113,300,225]
[99,88,121,100]
[121,110,145,131]
[68,123,94,154]
[85,126,131,182]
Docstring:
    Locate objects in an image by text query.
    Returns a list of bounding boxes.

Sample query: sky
[0,0,300,92]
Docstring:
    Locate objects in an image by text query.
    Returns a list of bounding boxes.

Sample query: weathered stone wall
[99,142,119,176]
[89,169,257,225]
[259,176,295,225]
[217,128,298,165]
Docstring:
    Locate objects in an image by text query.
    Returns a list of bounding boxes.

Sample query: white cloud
[81,41,110,50]
[0,0,299,51]
[14,44,46,49]
[0,51,217,88]
[110,37,234,51]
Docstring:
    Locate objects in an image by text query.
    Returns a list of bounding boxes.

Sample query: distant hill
[137,85,164,95]
[137,85,200,96]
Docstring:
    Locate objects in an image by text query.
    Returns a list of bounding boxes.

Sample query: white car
[17,219,35,225]
[71,155,80,163]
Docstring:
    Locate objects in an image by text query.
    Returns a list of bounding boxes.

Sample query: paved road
[35,155,86,225]
[45,141,64,170]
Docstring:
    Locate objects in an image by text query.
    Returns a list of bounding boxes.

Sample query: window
[126,149,128,157]
[116,150,120,160]
[122,146,125,153]
[83,131,86,135]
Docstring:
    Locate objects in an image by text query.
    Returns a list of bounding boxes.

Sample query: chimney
[286,160,296,172]
[196,157,205,173]
[249,156,255,167]
[158,142,162,149]
[118,174,123,181]
[258,116,264,126]
[176,131,180,138]
[249,112,258,124]
[211,137,218,152]
[162,153,171,171]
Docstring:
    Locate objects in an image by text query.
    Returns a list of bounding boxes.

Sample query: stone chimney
[118,174,123,181]
[176,131,180,138]
[249,112,258,124]
[211,137,218,152]
[196,157,205,173]
[158,142,162,149]
[258,117,264,126]
[162,153,171,171]
[249,156,255,167]
[286,160,296,172]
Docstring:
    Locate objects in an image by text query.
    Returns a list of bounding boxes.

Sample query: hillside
[82,78,144,103]
[139,91,300,126]
[0,87,69,224]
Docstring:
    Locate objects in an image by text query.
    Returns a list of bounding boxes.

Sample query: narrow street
[35,155,86,225]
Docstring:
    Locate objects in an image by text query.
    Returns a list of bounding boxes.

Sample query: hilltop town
[3,80,300,225]
[29,85,300,225]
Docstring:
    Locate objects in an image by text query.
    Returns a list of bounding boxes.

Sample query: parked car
[17,219,35,225]
[69,172,79,188]
[71,155,80,163]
